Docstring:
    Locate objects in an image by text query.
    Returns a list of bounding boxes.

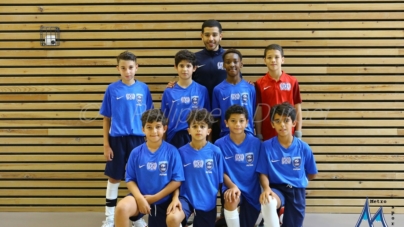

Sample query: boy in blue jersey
[161,50,210,148]
[115,109,185,227]
[100,51,153,227]
[212,49,256,138]
[214,105,261,227]
[256,102,318,227]
[166,109,224,227]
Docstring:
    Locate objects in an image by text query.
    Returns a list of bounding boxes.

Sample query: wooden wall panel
[0,0,403,215]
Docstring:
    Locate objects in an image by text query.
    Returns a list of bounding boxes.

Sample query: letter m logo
[355,198,388,227]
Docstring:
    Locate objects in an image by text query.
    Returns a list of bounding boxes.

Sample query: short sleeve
[211,87,221,118]
[217,151,224,184]
[293,80,302,104]
[304,145,318,175]
[161,90,169,117]
[99,86,112,117]
[125,147,139,183]
[145,86,154,109]
[170,149,185,182]
[256,143,269,175]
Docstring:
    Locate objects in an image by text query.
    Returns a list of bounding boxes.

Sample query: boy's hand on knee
[166,198,182,214]
[103,146,114,161]
[137,197,151,215]
[260,188,274,205]
[224,186,240,203]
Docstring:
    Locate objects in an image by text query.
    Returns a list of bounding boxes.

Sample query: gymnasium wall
[0,0,403,213]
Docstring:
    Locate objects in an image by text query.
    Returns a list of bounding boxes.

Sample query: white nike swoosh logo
[225,156,233,160]
[264,86,271,90]
[172,99,179,103]
[271,160,280,162]
[184,163,191,167]
[116,96,124,100]
[139,165,145,168]
[223,97,230,100]
[197,64,205,68]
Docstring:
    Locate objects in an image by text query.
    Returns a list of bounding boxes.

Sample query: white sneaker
[132,218,147,227]
[101,218,114,227]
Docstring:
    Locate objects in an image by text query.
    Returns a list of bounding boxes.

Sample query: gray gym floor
[0,212,401,227]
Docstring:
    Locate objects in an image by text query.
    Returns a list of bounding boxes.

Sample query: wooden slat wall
[0,0,403,213]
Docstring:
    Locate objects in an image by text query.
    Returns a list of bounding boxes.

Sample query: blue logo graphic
[355,198,388,227]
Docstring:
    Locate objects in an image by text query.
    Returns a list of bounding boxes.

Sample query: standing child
[212,49,256,138]
[256,102,317,227]
[115,109,185,227]
[161,50,210,148]
[255,44,303,141]
[214,105,261,227]
[100,51,154,227]
[166,109,224,227]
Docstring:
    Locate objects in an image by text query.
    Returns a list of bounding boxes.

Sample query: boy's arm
[223,173,240,203]
[127,181,151,215]
[254,105,263,140]
[294,103,303,138]
[144,181,182,204]
[259,173,274,204]
[103,117,113,161]
[307,174,317,181]
[166,188,182,214]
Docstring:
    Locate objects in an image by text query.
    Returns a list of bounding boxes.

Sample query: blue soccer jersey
[256,137,318,188]
[125,141,185,204]
[214,133,261,211]
[178,142,224,211]
[161,81,210,143]
[100,80,154,137]
[212,79,256,135]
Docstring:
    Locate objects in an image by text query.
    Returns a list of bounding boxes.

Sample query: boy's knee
[166,213,183,226]
[115,201,132,215]
[224,199,239,210]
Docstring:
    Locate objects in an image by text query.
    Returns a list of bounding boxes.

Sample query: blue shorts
[238,195,260,227]
[179,196,217,227]
[104,135,145,180]
[168,130,190,149]
[129,196,171,227]
[271,184,306,227]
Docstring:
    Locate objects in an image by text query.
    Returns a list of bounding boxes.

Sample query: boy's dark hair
[117,51,137,64]
[225,104,249,121]
[201,19,222,33]
[264,44,284,58]
[222,48,243,61]
[187,109,214,128]
[174,50,197,67]
[270,102,296,122]
[141,109,168,127]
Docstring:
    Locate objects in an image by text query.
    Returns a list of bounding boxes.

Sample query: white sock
[224,209,240,227]
[261,197,280,227]
[105,180,120,219]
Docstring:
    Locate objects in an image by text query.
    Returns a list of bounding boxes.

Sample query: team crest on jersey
[159,161,168,175]
[217,62,224,70]
[235,154,245,162]
[246,152,254,166]
[205,159,214,173]
[292,157,301,170]
[136,94,143,104]
[147,162,157,171]
[191,96,199,107]
[282,156,291,165]
[193,160,204,168]
[181,96,191,104]
[241,93,248,105]
[280,83,291,91]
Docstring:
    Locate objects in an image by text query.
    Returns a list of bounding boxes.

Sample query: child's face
[223,53,243,78]
[225,113,248,135]
[271,113,296,137]
[201,27,222,51]
[117,60,138,84]
[142,121,167,143]
[175,60,196,81]
[187,121,211,142]
[264,49,284,72]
